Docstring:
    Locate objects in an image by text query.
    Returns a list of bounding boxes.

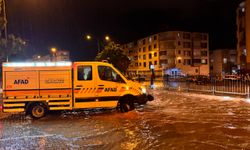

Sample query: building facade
[210,49,237,76]
[237,0,250,71]
[123,31,209,77]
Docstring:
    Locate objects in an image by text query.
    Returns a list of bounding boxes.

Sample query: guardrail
[164,79,250,98]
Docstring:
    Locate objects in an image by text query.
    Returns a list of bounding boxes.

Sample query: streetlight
[105,35,110,41]
[84,34,111,53]
[50,47,57,61]
[86,35,92,40]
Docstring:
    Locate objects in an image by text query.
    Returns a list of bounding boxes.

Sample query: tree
[0,34,27,61]
[95,42,131,73]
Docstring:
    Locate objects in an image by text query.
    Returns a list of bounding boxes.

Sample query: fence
[164,78,250,98]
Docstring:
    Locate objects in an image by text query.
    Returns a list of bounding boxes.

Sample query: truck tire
[119,96,135,112]
[28,103,47,119]
[120,102,130,112]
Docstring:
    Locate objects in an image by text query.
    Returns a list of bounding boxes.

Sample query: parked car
[195,75,210,85]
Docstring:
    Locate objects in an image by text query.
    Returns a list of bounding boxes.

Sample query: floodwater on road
[0,89,250,149]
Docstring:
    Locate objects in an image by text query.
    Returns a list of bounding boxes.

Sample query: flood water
[0,88,250,149]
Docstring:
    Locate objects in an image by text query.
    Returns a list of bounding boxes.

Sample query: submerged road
[0,88,250,149]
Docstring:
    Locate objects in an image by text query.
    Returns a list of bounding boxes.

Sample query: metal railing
[164,78,250,98]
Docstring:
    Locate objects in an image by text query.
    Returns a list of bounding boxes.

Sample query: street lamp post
[50,47,57,61]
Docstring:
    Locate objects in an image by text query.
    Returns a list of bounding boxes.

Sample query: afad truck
[1,61,153,118]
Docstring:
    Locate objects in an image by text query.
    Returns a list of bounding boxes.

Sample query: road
[0,88,250,149]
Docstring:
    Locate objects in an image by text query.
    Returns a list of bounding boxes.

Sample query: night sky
[7,0,242,61]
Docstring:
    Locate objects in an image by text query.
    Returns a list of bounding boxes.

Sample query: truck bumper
[135,94,154,104]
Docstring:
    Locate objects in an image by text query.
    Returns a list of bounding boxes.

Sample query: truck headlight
[141,87,147,94]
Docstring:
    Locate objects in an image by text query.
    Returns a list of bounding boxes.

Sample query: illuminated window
[201,59,207,64]
[223,58,227,64]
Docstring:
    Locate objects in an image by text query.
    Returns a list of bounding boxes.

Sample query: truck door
[95,65,126,108]
[73,63,97,108]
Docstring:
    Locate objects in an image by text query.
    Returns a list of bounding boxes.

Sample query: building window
[149,37,152,43]
[143,47,146,52]
[178,41,181,46]
[183,42,191,48]
[143,55,146,60]
[160,51,167,56]
[201,51,208,56]
[143,62,146,67]
[202,34,208,40]
[195,69,199,73]
[178,59,181,63]
[178,50,181,55]
[143,39,146,45]
[135,63,138,67]
[160,60,168,65]
[154,35,157,40]
[149,53,152,59]
[139,48,141,52]
[139,63,142,66]
[201,43,208,48]
[223,58,227,64]
[154,61,157,65]
[149,61,152,67]
[154,52,157,57]
[183,33,191,39]
[201,59,207,64]
[148,45,152,51]
[154,44,157,49]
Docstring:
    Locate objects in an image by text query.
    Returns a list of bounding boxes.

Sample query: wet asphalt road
[0,88,250,150]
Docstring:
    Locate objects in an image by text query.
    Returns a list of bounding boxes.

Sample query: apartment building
[237,0,250,71]
[123,31,209,77]
[210,49,237,76]
[237,1,247,69]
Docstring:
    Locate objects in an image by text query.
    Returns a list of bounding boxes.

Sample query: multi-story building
[210,49,237,76]
[123,31,209,77]
[237,1,247,70]
[237,0,250,71]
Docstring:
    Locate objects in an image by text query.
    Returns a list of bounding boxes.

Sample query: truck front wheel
[119,96,135,112]
[28,103,47,119]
